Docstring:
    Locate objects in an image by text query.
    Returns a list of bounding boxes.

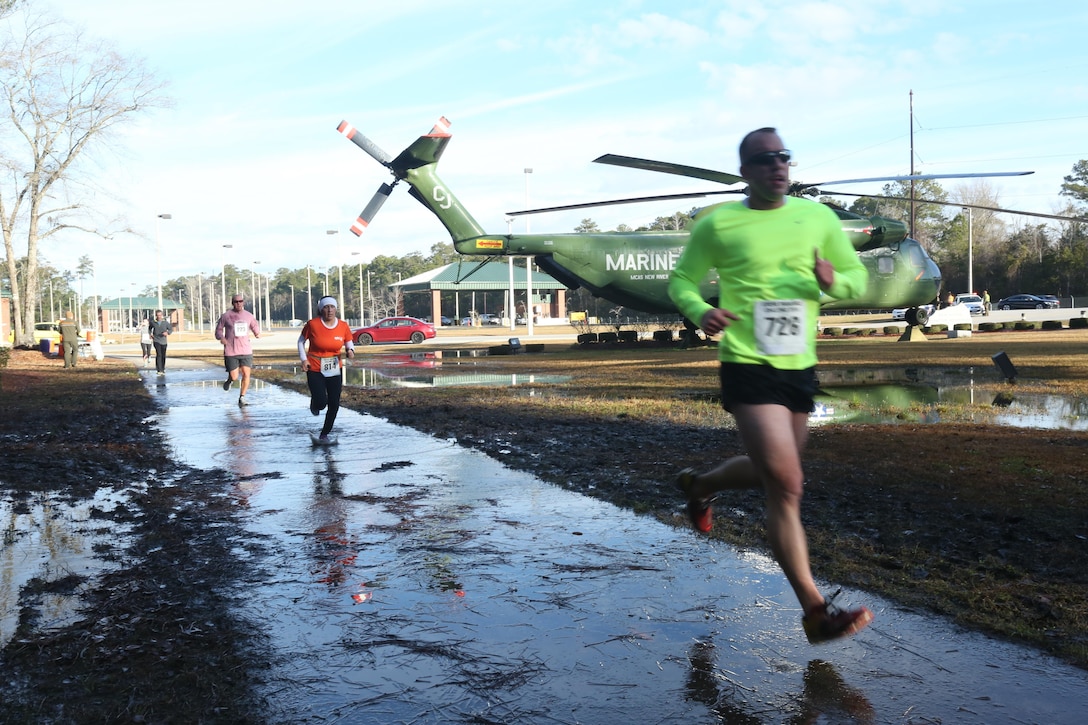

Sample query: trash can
[39,338,51,356]
[85,329,96,342]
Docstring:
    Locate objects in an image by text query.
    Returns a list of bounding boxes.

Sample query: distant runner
[298,296,355,444]
[214,293,261,407]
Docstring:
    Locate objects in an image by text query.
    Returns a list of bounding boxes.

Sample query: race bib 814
[320,356,340,377]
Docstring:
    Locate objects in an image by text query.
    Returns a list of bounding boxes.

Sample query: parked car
[460,313,502,326]
[352,316,436,345]
[33,322,62,343]
[891,304,934,321]
[954,293,985,315]
[995,294,1059,310]
[7,321,61,345]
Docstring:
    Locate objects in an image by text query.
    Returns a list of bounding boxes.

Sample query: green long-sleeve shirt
[669,197,867,370]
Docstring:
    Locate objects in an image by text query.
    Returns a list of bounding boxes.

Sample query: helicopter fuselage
[342,119,942,321]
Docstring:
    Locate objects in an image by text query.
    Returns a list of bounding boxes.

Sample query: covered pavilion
[394,260,568,326]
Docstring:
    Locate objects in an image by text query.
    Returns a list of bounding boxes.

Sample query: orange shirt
[300,318,352,376]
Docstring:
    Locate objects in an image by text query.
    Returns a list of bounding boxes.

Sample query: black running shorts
[224,355,254,372]
[718,362,817,414]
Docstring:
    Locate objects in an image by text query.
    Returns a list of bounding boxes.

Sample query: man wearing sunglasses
[214,294,262,406]
[668,127,872,644]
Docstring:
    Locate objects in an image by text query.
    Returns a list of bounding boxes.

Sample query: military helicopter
[335,117,1041,325]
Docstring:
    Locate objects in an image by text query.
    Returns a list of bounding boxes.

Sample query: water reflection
[813,380,1088,430]
[0,487,132,649]
[344,367,571,389]
[685,639,876,724]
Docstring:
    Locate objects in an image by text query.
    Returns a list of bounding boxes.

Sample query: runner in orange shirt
[298,297,355,444]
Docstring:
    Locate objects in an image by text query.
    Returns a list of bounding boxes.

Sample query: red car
[352,317,436,345]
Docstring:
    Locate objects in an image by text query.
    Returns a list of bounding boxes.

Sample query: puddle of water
[267,349,570,389]
[814,382,1088,430]
[145,371,1088,723]
[1,486,136,649]
[343,368,571,388]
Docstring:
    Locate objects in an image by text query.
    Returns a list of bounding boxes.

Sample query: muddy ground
[1,328,1087,721]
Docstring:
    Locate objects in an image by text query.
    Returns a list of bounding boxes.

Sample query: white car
[891,304,934,321]
[954,294,985,315]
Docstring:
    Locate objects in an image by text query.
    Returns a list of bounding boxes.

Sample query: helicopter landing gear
[904,306,930,326]
[679,317,708,348]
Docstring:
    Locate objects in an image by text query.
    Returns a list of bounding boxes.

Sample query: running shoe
[802,590,874,644]
[223,378,232,391]
[309,402,321,416]
[238,395,247,407]
[675,467,713,533]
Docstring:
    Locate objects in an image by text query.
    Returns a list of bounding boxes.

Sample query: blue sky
[18,0,1088,299]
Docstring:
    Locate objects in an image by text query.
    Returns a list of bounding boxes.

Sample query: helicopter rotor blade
[337,120,394,166]
[349,183,394,236]
[427,116,451,136]
[507,189,745,217]
[795,170,1034,195]
[594,154,746,186]
[819,191,1088,224]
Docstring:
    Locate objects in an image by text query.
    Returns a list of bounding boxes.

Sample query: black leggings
[153,341,168,372]
[307,370,343,436]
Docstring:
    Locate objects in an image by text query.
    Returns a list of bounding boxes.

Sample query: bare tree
[0,1,23,20]
[1,12,167,344]
[951,179,1006,278]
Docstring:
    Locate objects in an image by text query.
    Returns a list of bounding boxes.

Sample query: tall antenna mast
[909,90,916,239]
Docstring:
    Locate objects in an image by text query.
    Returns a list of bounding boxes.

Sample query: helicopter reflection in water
[811,382,1088,430]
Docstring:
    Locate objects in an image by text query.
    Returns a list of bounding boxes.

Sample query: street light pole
[352,251,363,325]
[221,244,232,315]
[524,169,534,335]
[328,229,341,307]
[523,168,532,233]
[964,207,974,294]
[252,261,261,322]
[155,213,172,313]
[196,273,204,331]
[264,272,272,329]
[367,269,373,323]
[289,283,295,322]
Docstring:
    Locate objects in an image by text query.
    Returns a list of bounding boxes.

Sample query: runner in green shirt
[668,127,873,645]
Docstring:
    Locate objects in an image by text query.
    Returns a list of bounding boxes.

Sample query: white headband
[318,296,337,309]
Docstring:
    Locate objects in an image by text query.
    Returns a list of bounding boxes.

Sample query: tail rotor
[337,117,453,237]
[337,120,393,166]
[349,183,393,236]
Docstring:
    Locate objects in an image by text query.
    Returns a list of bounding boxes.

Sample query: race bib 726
[753,299,805,356]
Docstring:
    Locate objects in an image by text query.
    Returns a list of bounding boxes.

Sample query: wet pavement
[117,359,1088,721]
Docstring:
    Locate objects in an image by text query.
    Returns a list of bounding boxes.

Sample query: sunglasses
[232,299,244,303]
[744,149,791,167]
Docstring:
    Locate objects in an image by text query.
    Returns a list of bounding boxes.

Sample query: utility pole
[909,90,915,240]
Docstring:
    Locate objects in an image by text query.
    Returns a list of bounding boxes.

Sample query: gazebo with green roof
[394,260,567,326]
[98,296,186,333]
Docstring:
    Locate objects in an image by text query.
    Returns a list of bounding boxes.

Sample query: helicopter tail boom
[337,117,486,242]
